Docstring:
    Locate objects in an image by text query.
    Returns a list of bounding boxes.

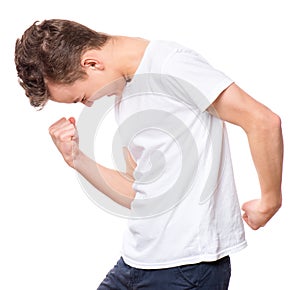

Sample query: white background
[1,0,299,289]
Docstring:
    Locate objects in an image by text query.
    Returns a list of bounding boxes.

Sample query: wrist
[68,150,85,170]
[260,192,282,214]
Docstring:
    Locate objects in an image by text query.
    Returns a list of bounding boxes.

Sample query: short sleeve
[161,48,234,112]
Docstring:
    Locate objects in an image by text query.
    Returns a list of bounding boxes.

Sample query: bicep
[208,83,272,132]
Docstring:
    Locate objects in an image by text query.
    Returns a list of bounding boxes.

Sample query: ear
[81,50,105,71]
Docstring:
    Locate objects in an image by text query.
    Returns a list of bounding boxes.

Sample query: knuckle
[48,126,54,134]
[53,131,62,140]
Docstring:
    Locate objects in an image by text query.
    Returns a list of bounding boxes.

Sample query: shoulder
[143,40,208,75]
[160,43,210,72]
[147,40,198,59]
[140,40,188,73]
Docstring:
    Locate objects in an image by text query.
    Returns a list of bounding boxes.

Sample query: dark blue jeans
[97,256,231,290]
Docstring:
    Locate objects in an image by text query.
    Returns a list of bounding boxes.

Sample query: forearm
[246,114,283,211]
[211,84,283,229]
[73,151,136,208]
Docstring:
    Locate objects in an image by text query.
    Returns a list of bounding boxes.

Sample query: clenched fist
[242,198,281,230]
[49,117,79,168]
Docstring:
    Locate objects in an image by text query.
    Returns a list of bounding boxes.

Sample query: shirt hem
[121,240,247,269]
[202,78,234,112]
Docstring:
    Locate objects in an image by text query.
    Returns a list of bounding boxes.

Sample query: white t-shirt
[115,40,247,269]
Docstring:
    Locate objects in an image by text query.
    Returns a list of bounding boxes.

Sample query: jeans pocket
[176,263,203,288]
[175,257,231,289]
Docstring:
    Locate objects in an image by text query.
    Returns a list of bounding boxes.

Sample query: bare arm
[74,150,136,208]
[209,83,283,230]
[49,117,136,209]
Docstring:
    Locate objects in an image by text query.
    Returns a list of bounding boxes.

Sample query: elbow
[267,112,282,141]
[269,112,282,131]
[252,109,282,134]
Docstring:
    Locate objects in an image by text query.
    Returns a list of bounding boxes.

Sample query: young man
[15,19,283,289]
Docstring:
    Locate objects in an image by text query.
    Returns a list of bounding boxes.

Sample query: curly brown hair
[15,19,110,109]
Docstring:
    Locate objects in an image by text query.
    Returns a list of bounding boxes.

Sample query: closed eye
[73,96,86,104]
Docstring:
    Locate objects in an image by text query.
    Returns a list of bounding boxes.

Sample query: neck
[103,35,149,80]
